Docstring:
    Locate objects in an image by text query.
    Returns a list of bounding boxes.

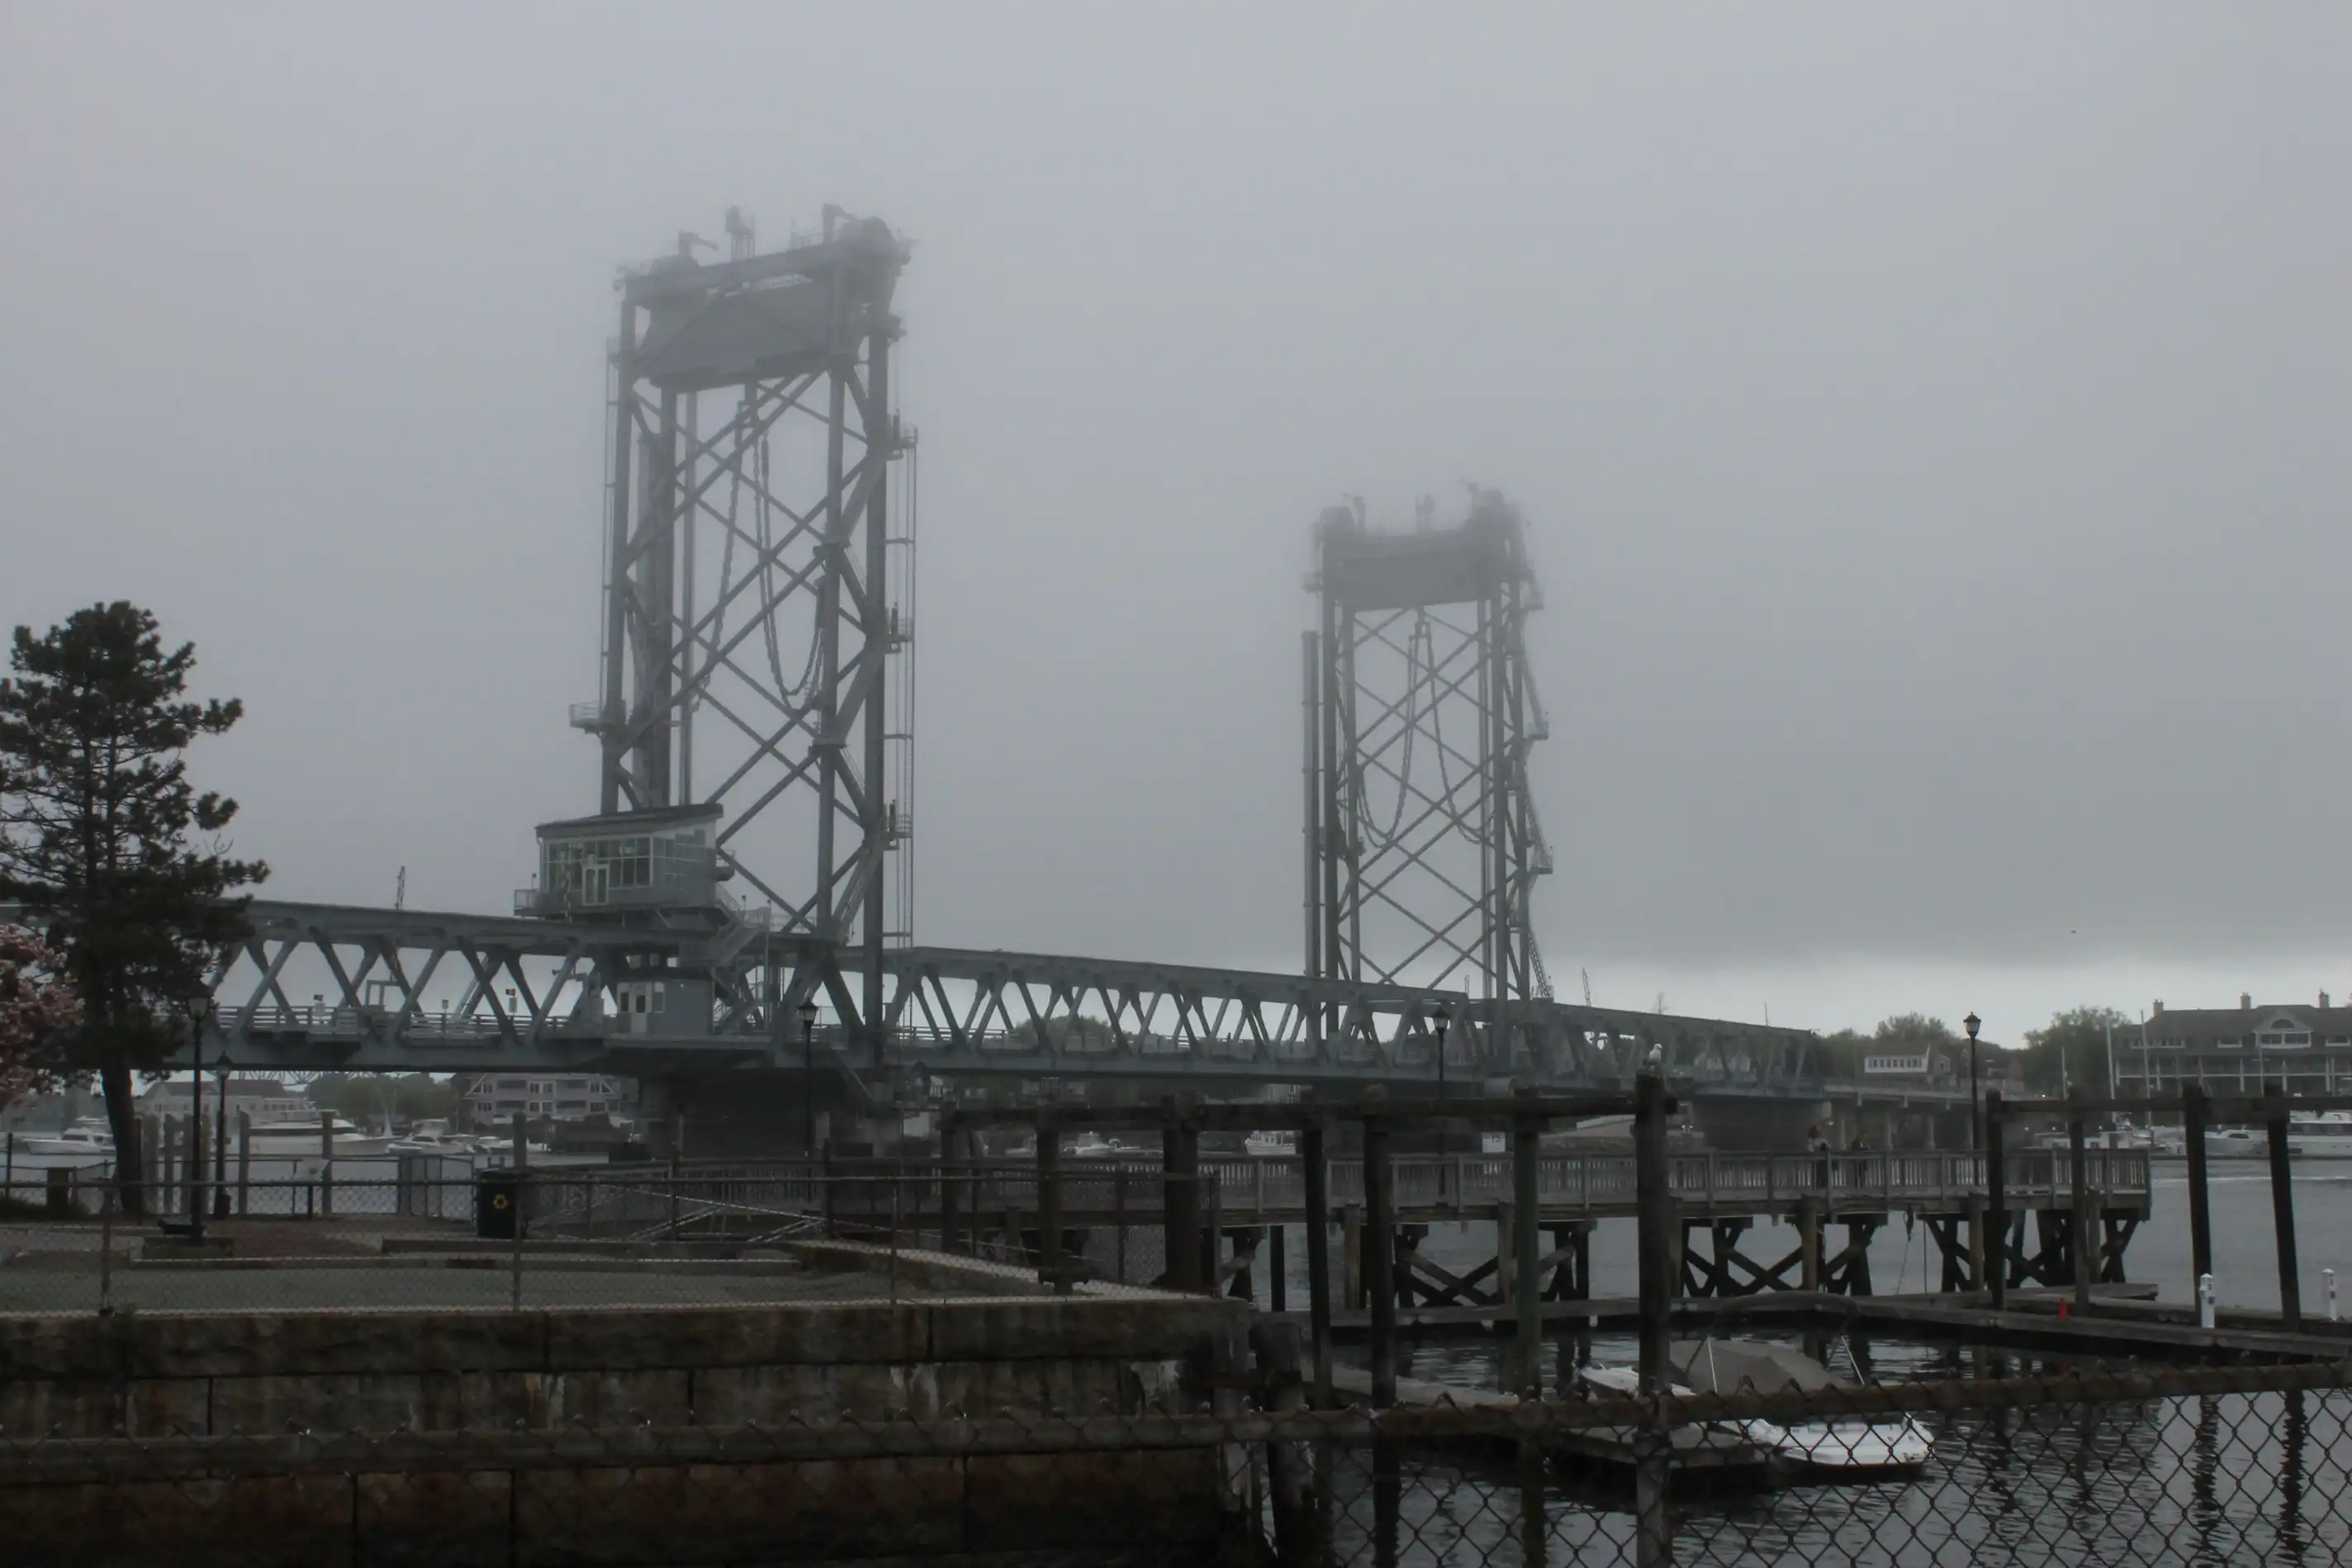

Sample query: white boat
[387,1120,496,1157]
[1581,1343,1934,1480]
[1244,1130,1297,1158]
[2205,1127,2267,1160]
[2289,1111,2352,1159]
[13,1119,115,1156]
[243,1116,395,1158]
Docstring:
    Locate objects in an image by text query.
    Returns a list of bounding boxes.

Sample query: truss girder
[187,903,1930,1103]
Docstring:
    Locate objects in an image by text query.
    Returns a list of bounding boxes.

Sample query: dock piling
[1364,1117,1396,1409]
[2184,1084,2213,1289]
[1302,1120,1333,1406]
[2269,1106,2302,1331]
[1513,1092,1542,1397]
[2069,1096,2093,1311]
[1985,1092,2008,1310]
[1633,1072,1672,1390]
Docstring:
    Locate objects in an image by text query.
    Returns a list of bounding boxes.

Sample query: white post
[2197,1272,2216,1329]
[2328,1268,2340,1324]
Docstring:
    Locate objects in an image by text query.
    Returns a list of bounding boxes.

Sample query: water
[1257,1172,2352,1564]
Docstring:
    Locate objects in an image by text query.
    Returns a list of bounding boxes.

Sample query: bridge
[129,208,1976,1139]
[188,899,1969,1111]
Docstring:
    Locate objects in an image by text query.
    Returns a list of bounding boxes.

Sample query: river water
[1284,1165,2352,1564]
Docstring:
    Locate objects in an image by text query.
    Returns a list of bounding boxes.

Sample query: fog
[2,4,2345,1036]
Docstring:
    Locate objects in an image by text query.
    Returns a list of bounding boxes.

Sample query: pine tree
[0,603,267,1213]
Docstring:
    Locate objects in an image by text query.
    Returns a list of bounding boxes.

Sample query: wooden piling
[1302,1120,1333,1407]
[1512,1097,1543,1397]
[1250,1320,1318,1567]
[1632,1073,1672,1390]
[1268,1223,1287,1314]
[2269,1107,2302,1332]
[1965,1196,1985,1292]
[1985,1091,2008,1310]
[2068,1096,2093,1311]
[1164,1106,1201,1294]
[2183,1083,2213,1285]
[1364,1118,1396,1409]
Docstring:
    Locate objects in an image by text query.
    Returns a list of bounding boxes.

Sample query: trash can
[476,1170,521,1240]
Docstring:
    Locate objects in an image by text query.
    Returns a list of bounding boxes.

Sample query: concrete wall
[0,1292,1255,1566]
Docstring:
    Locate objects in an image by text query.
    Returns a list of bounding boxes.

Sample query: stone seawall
[0,1272,1256,1566]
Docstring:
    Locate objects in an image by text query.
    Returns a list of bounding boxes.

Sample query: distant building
[139,1078,315,1124]
[462,1074,631,1130]
[2116,993,2352,1096]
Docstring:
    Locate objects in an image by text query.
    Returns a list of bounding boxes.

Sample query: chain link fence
[0,1162,1204,1314]
[1,1360,2346,1566]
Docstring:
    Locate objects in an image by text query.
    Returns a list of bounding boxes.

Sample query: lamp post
[799,998,821,1155]
[187,996,215,1243]
[1965,1011,1983,1153]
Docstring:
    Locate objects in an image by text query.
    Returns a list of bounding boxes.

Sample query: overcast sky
[3,5,2345,1039]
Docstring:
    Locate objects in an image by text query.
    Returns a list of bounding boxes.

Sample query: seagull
[1643,1044,1664,1070]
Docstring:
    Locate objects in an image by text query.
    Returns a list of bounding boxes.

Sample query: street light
[1964,1011,1983,1153]
[187,996,215,1243]
[799,997,821,1155]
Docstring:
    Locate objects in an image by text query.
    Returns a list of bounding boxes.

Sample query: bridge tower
[572,207,917,1053]
[1305,490,1554,1045]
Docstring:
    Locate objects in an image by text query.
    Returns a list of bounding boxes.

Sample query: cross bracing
[1309,491,1552,1007]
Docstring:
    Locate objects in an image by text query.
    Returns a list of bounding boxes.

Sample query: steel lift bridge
[195,208,1960,1120]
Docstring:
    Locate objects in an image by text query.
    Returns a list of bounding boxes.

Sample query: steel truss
[192,902,1965,1106]
[585,209,915,1049]
[1307,491,1552,1011]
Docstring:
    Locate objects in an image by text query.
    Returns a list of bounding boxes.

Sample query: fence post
[1514,1091,1543,1398]
[98,1182,114,1317]
[2269,1104,2302,1331]
[941,1120,964,1254]
[1634,1072,1672,1389]
[1363,1115,1396,1409]
[1113,1166,1129,1282]
[1268,1221,1286,1314]
[1985,1091,2008,1310]
[321,1110,336,1218]
[820,1140,835,1241]
[1342,1202,1363,1311]
[510,1168,525,1312]
[1202,1171,1225,1295]
[1301,1119,1334,1408]
[1634,1417,1673,1568]
[1037,1117,1066,1295]
[236,1114,251,1216]
[2183,1084,2213,1287]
